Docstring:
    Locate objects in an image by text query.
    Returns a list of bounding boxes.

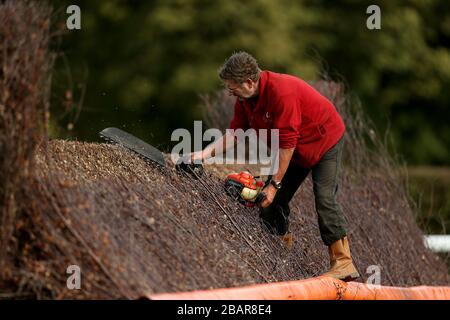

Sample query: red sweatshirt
[229,70,345,169]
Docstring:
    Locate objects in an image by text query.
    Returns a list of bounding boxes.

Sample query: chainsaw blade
[99,127,166,167]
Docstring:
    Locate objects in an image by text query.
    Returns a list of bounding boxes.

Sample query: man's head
[219,51,261,99]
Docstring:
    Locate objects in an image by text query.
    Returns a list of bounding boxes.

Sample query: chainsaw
[99,127,166,166]
[224,171,269,207]
[99,128,205,178]
[98,128,265,206]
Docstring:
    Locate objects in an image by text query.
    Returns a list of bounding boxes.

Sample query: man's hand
[258,147,295,208]
[186,132,237,164]
[259,184,277,208]
[190,150,204,163]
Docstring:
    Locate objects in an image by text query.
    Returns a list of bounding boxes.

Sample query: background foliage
[51,0,450,166]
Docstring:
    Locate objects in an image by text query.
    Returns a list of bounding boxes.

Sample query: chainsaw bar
[99,127,166,167]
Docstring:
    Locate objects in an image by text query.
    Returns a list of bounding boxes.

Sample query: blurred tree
[312,0,450,165]
[51,0,450,164]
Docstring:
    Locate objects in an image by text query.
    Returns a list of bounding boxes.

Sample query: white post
[424,235,450,252]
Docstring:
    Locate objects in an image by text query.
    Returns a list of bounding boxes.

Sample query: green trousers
[259,135,347,246]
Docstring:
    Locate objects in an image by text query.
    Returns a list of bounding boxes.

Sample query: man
[191,51,359,281]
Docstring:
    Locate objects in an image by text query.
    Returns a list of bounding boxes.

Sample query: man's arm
[190,97,248,162]
[271,147,295,184]
[259,147,294,208]
[191,131,236,162]
[258,91,301,208]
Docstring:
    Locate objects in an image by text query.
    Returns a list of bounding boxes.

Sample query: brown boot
[322,236,360,281]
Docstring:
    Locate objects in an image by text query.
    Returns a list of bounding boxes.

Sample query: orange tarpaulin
[148,276,450,300]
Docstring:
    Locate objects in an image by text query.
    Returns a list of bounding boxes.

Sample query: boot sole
[341,272,360,282]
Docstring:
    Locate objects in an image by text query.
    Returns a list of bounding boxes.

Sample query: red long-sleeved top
[229,70,345,168]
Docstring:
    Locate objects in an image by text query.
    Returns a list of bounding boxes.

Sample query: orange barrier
[148,276,450,300]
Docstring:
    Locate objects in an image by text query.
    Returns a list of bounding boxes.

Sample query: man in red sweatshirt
[192,51,359,281]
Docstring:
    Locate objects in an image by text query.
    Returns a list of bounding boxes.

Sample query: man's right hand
[175,152,205,179]
[190,150,204,163]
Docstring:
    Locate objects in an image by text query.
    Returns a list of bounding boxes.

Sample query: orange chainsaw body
[224,171,266,207]
[226,171,265,190]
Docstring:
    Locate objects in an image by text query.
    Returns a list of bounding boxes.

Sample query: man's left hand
[259,185,277,208]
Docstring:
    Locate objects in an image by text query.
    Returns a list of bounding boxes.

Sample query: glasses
[223,82,242,92]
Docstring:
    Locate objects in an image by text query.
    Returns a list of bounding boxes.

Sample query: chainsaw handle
[175,155,205,179]
[255,191,267,205]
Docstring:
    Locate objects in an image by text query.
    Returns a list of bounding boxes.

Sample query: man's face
[223,79,257,99]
